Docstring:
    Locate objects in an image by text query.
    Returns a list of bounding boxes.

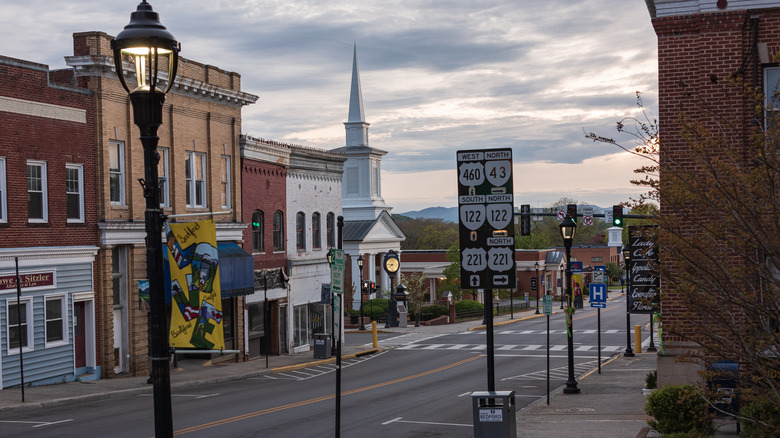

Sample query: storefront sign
[628,225,660,313]
[0,271,55,291]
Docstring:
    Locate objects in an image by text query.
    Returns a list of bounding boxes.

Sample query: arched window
[252,210,264,252]
[273,210,284,251]
[312,212,321,249]
[326,212,335,248]
[296,212,306,250]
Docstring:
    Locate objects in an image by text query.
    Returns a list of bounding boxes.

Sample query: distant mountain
[399,206,458,223]
[399,204,616,224]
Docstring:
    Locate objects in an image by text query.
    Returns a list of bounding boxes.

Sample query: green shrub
[645,370,657,389]
[740,397,780,437]
[455,299,483,313]
[418,304,448,319]
[361,299,389,321]
[644,384,715,435]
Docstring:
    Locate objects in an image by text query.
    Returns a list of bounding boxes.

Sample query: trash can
[707,361,739,415]
[313,333,331,359]
[472,391,516,438]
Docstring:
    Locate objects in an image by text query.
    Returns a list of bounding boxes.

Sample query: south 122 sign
[457,148,516,289]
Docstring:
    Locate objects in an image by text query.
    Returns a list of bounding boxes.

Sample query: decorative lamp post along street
[357,255,366,331]
[559,215,580,394]
[328,249,337,355]
[534,261,540,314]
[111,2,180,436]
[559,262,565,309]
[623,245,634,357]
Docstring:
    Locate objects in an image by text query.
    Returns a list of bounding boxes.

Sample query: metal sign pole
[15,257,25,402]
[598,308,602,374]
[485,288,495,392]
[335,216,343,438]
[546,313,550,405]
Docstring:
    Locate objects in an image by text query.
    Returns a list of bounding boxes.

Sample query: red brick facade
[241,152,288,270]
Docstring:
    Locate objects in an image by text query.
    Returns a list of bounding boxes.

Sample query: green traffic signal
[612,205,623,227]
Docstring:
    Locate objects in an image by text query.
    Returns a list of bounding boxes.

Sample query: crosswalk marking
[468,329,623,335]
[395,343,624,352]
[255,351,386,381]
[502,359,604,382]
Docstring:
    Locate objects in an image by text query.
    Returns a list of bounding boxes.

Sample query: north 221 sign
[457,148,516,289]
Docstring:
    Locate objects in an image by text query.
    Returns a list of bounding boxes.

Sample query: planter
[643,388,656,397]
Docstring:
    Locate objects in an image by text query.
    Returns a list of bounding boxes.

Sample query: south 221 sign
[457,148,516,289]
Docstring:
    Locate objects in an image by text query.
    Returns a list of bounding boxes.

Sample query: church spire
[344,43,370,147]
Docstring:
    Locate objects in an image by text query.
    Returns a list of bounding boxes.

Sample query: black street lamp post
[357,255,366,331]
[623,245,634,357]
[559,262,565,310]
[112,2,180,436]
[560,215,580,394]
[534,261,540,314]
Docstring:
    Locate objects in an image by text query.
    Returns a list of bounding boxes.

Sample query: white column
[429,277,437,304]
[351,252,361,309]
[379,252,389,296]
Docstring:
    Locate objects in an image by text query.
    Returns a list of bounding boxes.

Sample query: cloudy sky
[0,0,658,213]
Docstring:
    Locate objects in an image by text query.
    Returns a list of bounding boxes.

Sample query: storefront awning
[163,242,254,301]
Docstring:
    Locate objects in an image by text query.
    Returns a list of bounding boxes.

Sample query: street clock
[384,250,400,279]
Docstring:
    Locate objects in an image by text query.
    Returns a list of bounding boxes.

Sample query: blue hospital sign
[589,283,607,308]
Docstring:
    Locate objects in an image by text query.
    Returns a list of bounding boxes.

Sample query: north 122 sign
[457,148,516,289]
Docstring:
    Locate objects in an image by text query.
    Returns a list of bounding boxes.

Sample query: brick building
[0,55,99,387]
[646,0,780,384]
[65,31,257,377]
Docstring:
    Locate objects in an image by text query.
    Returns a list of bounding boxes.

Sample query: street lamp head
[623,245,631,262]
[327,249,333,264]
[357,254,364,270]
[559,215,577,243]
[534,261,540,270]
[112,1,180,95]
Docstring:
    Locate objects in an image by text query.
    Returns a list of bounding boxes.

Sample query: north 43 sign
[457,148,516,289]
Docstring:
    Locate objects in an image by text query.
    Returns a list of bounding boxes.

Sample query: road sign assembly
[589,283,607,308]
[457,148,516,289]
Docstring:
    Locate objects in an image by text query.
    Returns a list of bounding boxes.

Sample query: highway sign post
[589,283,607,374]
[457,148,515,394]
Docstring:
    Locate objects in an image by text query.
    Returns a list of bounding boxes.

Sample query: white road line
[381,417,471,428]
[0,419,74,428]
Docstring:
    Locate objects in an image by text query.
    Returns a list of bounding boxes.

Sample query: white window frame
[158,147,170,208]
[44,294,68,348]
[66,163,85,223]
[7,296,34,355]
[220,154,231,209]
[0,157,6,223]
[312,212,321,250]
[27,160,48,223]
[109,140,126,205]
[185,151,207,208]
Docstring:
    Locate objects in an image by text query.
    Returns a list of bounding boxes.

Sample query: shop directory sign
[457,148,516,290]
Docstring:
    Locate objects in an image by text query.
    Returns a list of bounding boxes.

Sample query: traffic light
[612,205,624,227]
[567,204,577,219]
[520,204,531,236]
[369,282,377,294]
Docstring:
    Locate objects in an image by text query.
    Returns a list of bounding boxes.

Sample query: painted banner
[165,219,225,350]
[570,261,584,309]
[628,225,660,314]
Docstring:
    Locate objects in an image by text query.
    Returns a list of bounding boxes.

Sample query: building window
[66,164,84,222]
[27,160,48,222]
[0,157,6,223]
[765,67,780,128]
[326,212,335,248]
[296,212,306,250]
[273,210,284,251]
[109,141,125,205]
[312,212,321,250]
[45,296,67,345]
[7,297,33,354]
[220,155,231,209]
[185,151,207,208]
[592,257,603,263]
[158,147,169,207]
[252,210,264,252]
[293,304,310,347]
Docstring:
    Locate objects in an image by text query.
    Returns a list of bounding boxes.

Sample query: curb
[272,348,382,373]
[468,311,554,331]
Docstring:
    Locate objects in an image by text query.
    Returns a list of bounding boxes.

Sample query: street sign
[593,271,605,284]
[556,209,566,220]
[582,206,594,226]
[457,148,516,289]
[543,294,552,315]
[589,283,607,309]
[604,209,613,224]
[333,294,341,342]
[329,249,346,294]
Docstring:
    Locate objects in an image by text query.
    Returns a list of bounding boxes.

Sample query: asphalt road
[0,297,645,437]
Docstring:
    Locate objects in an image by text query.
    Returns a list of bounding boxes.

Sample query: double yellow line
[174,355,482,435]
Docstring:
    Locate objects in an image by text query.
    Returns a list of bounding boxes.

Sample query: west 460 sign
[457,148,516,289]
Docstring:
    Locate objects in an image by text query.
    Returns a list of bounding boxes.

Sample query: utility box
[707,361,739,416]
[471,391,516,438]
[313,333,331,359]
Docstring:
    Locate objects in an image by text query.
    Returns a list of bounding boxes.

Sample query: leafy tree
[400,271,428,322]
[394,215,458,250]
[441,242,462,300]
[587,90,780,432]
[515,197,611,249]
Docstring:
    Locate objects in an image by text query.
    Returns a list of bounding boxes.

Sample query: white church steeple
[345,43,370,147]
[332,44,392,221]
